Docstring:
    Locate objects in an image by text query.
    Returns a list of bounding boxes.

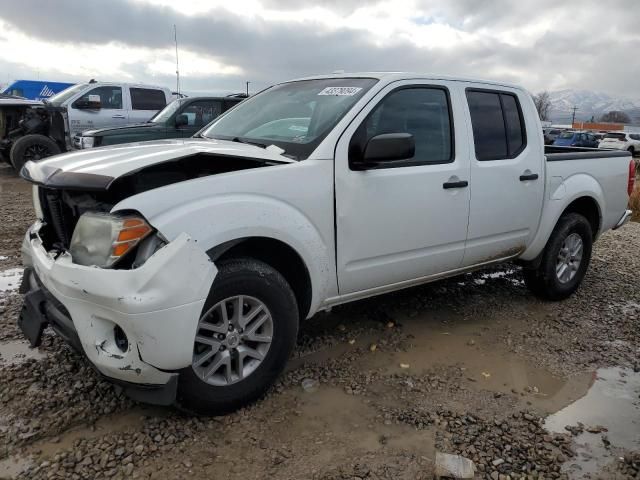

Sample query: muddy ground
[0,162,638,480]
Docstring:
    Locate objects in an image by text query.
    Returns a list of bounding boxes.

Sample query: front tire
[10,135,61,172]
[523,213,593,301]
[177,258,299,415]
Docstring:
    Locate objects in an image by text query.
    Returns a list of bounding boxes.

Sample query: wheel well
[210,237,312,321]
[562,196,600,238]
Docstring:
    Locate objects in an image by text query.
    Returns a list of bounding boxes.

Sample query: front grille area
[39,189,78,249]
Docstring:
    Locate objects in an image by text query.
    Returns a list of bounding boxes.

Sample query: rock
[434,452,475,479]
[492,458,505,467]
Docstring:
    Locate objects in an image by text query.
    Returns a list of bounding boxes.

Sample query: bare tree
[533,91,552,121]
[599,110,631,124]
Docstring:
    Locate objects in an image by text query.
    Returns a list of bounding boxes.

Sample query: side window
[349,87,453,168]
[73,86,122,109]
[630,134,640,141]
[130,88,166,111]
[181,101,222,127]
[466,90,526,160]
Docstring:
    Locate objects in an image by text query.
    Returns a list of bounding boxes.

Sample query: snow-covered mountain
[547,89,640,124]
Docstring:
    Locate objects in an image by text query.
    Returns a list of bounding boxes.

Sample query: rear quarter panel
[521,155,631,260]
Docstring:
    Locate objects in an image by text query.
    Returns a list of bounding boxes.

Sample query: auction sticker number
[318,87,363,96]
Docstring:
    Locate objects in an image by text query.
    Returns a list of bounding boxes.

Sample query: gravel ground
[0,163,639,480]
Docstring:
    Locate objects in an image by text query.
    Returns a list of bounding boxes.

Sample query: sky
[0,0,638,98]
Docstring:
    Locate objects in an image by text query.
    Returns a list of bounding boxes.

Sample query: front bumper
[613,209,632,230]
[20,222,216,401]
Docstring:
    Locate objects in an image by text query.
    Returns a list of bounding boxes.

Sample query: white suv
[599,132,640,157]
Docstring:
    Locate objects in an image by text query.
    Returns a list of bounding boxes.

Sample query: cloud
[0,0,638,99]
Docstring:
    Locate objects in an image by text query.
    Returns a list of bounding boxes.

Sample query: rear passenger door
[461,87,545,267]
[128,87,168,123]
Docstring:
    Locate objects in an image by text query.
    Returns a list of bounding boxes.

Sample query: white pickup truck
[18,73,634,414]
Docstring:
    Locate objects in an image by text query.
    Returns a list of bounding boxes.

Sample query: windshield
[149,99,183,123]
[46,83,87,106]
[200,78,378,160]
[559,131,575,139]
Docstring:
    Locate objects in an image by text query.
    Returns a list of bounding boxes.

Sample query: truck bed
[545,145,630,161]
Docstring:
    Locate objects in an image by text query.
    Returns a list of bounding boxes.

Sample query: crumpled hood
[21,138,294,190]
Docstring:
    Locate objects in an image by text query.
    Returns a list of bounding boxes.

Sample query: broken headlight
[70,212,152,268]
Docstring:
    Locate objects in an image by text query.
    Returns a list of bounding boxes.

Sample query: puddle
[0,268,23,293]
[0,341,46,365]
[545,367,640,478]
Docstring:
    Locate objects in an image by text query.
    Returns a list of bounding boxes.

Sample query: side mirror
[353,133,415,169]
[74,94,102,110]
[175,114,188,128]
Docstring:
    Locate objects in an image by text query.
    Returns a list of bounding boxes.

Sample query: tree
[599,110,631,124]
[533,91,552,121]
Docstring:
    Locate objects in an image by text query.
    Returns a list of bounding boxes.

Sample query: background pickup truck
[1,81,172,170]
[73,95,244,149]
[19,73,634,414]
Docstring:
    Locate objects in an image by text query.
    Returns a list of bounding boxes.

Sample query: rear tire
[10,135,61,172]
[177,258,299,415]
[523,213,593,301]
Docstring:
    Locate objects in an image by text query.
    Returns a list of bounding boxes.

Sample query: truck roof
[289,72,525,92]
[78,81,171,91]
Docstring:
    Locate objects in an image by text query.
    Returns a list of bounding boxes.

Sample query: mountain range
[546,89,640,124]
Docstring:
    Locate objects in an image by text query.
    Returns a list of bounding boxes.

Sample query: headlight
[32,186,44,220]
[80,136,95,149]
[70,212,152,267]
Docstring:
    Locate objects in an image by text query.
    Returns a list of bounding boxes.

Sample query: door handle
[112,115,126,119]
[519,173,539,181]
[443,180,469,189]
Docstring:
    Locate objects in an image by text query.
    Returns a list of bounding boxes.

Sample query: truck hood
[21,138,294,191]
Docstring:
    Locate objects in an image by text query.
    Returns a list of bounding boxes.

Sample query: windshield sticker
[318,87,363,96]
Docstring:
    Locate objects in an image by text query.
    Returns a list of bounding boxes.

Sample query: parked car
[552,131,599,148]
[74,96,244,149]
[18,73,633,414]
[543,128,563,145]
[598,132,640,157]
[1,81,172,171]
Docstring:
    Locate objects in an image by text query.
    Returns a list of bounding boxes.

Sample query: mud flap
[18,288,48,347]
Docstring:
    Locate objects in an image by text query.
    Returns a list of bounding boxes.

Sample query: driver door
[334,81,471,294]
[69,85,128,136]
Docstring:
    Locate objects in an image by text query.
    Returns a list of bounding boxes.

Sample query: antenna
[174,24,181,97]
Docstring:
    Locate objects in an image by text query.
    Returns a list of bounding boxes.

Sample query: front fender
[122,193,332,317]
[520,173,604,261]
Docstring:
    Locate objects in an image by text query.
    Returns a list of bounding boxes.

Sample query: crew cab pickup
[18,73,634,414]
[73,96,244,150]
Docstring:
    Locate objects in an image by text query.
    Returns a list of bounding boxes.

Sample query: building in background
[2,80,75,100]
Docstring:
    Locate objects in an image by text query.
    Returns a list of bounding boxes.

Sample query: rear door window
[130,88,167,110]
[466,90,526,161]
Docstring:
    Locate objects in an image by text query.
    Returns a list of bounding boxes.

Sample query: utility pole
[245,81,250,96]
[571,106,578,126]
[174,25,181,97]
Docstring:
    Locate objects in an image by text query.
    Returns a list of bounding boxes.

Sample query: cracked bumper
[20,222,216,392]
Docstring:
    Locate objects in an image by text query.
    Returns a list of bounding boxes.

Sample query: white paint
[0,268,24,293]
[20,72,631,389]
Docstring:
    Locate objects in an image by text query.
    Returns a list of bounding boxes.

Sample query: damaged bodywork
[0,97,69,169]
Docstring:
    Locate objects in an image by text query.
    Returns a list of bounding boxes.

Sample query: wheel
[629,146,635,157]
[10,135,61,171]
[523,213,592,301]
[177,258,299,415]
